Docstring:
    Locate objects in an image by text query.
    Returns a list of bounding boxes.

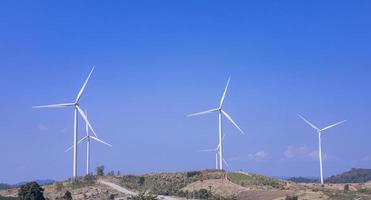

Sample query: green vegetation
[227,172,283,189]
[69,174,96,189]
[18,182,45,200]
[344,184,349,191]
[96,165,105,176]
[326,168,371,183]
[119,170,224,196]
[285,195,298,200]
[287,177,319,183]
[208,195,237,200]
[186,171,202,178]
[62,191,72,200]
[117,170,286,197]
[177,189,237,200]
[186,189,211,199]
[0,195,18,200]
[129,193,158,200]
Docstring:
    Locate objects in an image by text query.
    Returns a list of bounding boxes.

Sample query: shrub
[344,184,350,191]
[83,174,96,185]
[138,177,145,186]
[18,182,45,200]
[107,171,115,176]
[0,195,18,200]
[193,189,211,199]
[186,171,202,178]
[63,191,72,200]
[129,193,158,200]
[285,195,298,200]
[109,194,116,200]
[96,166,105,176]
[209,195,237,200]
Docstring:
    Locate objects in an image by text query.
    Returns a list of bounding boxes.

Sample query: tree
[63,191,72,200]
[109,194,116,200]
[344,184,350,191]
[129,193,158,200]
[285,196,298,200]
[96,165,105,176]
[18,182,45,200]
[138,177,145,186]
[107,171,115,176]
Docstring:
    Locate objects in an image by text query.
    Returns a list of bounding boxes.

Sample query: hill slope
[326,168,371,183]
[3,169,371,200]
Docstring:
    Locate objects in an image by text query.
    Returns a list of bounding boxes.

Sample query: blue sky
[0,1,371,183]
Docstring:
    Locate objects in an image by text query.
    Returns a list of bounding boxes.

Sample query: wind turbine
[298,114,346,184]
[199,135,229,169]
[65,110,112,175]
[33,67,97,178]
[188,77,244,170]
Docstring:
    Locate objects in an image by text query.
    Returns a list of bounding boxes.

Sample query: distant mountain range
[326,168,371,183]
[0,180,55,190]
[286,168,371,184]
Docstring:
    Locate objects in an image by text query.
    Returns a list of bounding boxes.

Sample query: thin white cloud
[283,145,329,161]
[38,124,49,131]
[284,145,309,159]
[230,151,270,162]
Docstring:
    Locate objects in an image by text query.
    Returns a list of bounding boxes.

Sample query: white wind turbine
[65,110,112,175]
[188,77,244,170]
[199,134,229,169]
[33,67,97,178]
[298,114,346,184]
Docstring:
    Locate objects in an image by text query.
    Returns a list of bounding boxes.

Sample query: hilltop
[2,169,371,200]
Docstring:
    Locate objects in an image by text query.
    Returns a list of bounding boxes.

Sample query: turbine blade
[64,136,88,152]
[187,108,219,117]
[90,136,112,147]
[76,105,98,137]
[75,66,94,103]
[223,158,230,168]
[297,114,319,130]
[33,103,75,108]
[64,145,73,152]
[321,120,347,131]
[221,110,244,134]
[78,136,88,144]
[219,77,231,108]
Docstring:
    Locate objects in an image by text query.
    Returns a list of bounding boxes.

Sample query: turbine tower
[66,110,112,175]
[298,114,346,184]
[199,134,228,169]
[33,67,96,178]
[188,77,244,170]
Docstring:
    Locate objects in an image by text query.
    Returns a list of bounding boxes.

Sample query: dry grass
[181,179,247,197]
